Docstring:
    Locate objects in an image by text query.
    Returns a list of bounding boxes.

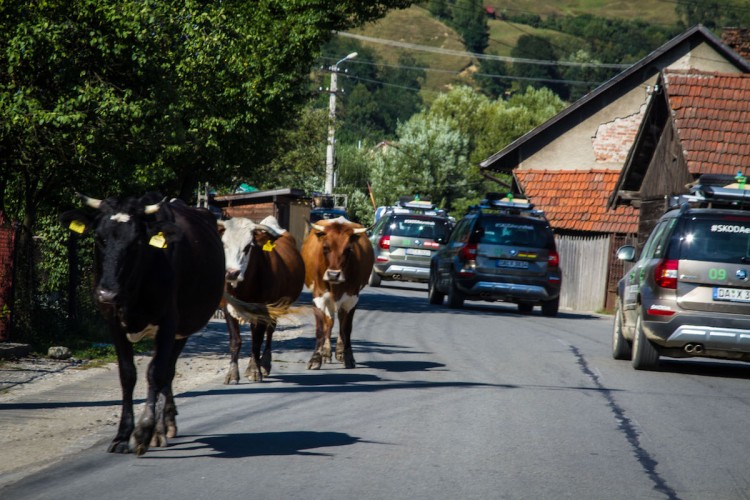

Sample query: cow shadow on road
[154,430,367,459]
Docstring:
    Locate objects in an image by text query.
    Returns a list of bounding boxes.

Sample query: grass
[486,0,678,25]
[348,2,680,99]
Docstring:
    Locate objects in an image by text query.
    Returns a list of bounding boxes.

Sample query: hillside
[347,1,682,98]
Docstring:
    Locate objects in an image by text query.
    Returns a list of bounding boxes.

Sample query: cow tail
[222,293,295,322]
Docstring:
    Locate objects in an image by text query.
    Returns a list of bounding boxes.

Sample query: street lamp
[325,51,357,195]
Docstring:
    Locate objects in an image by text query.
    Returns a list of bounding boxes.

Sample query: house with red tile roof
[479,25,750,312]
[609,70,750,242]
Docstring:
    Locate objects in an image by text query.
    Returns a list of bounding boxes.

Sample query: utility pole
[325,52,357,195]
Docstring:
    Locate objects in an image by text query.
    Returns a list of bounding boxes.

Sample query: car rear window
[385,215,452,240]
[478,218,553,248]
[679,215,750,263]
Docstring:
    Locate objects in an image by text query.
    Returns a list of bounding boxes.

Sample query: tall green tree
[0,0,414,344]
[510,35,568,100]
[452,0,489,54]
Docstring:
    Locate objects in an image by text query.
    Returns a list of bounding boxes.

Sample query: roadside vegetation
[0,0,744,352]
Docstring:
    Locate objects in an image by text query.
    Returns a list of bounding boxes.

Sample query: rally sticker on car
[710,225,750,234]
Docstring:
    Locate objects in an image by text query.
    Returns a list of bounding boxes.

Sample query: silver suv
[614,177,750,370]
[368,199,453,287]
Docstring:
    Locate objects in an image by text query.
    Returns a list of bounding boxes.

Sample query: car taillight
[378,235,391,250]
[459,243,478,261]
[655,259,678,289]
[548,251,559,268]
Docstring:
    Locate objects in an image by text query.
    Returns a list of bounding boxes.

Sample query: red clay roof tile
[515,169,638,233]
[665,72,750,177]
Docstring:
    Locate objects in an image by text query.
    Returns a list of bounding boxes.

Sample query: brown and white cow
[301,217,374,369]
[218,216,305,383]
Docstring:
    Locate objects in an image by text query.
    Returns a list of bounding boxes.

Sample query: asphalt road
[4,282,750,500]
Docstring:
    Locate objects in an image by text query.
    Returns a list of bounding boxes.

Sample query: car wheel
[447,279,464,309]
[612,303,632,360]
[631,310,659,370]
[368,270,381,287]
[541,297,559,317]
[427,272,444,305]
[517,302,534,314]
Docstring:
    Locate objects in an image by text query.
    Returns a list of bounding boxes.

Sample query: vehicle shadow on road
[657,359,750,379]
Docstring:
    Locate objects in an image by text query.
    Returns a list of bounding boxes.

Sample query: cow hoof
[224,367,240,385]
[245,368,262,382]
[261,353,272,376]
[107,439,132,454]
[307,355,322,370]
[344,352,356,369]
[166,424,177,439]
[150,432,168,448]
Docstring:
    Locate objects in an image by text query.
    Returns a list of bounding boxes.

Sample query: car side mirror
[616,245,636,262]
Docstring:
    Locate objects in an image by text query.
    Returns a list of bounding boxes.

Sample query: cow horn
[77,193,102,209]
[353,227,367,234]
[311,223,326,232]
[144,198,166,214]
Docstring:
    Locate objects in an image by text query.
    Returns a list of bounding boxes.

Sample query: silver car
[614,179,750,370]
[368,201,453,287]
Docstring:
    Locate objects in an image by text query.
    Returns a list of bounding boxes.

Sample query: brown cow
[301,217,374,369]
[218,216,305,383]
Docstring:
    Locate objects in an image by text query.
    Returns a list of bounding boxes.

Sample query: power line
[335,31,630,69]
[318,56,607,87]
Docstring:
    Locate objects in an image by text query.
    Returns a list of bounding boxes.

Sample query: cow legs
[260,323,275,377]
[337,306,357,369]
[223,307,242,385]
[108,328,137,454]
[152,337,186,447]
[308,307,334,370]
[245,321,266,382]
[131,317,176,456]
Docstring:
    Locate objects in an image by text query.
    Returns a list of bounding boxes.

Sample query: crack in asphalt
[567,344,680,500]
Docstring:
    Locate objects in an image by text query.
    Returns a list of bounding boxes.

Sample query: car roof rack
[668,172,750,211]
[471,193,546,218]
[385,196,448,217]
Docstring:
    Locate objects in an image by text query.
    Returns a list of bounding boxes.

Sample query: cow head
[311,222,367,284]
[60,192,177,306]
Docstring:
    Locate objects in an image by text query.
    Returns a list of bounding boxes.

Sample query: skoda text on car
[614,175,750,370]
[368,198,453,287]
[429,193,562,315]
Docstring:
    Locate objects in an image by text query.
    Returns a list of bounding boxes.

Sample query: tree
[452,0,489,54]
[510,35,568,100]
[0,0,415,345]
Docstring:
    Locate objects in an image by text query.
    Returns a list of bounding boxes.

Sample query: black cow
[60,192,225,456]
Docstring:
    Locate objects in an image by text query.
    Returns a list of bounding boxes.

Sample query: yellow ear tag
[262,240,276,252]
[149,232,168,249]
[69,220,86,234]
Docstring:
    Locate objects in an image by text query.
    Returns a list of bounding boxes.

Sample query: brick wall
[592,107,645,163]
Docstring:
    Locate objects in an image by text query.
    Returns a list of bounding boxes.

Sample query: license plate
[497,259,529,269]
[713,287,750,302]
[406,248,430,257]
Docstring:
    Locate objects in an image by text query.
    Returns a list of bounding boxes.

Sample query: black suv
[368,198,453,286]
[428,194,562,315]
[614,175,750,370]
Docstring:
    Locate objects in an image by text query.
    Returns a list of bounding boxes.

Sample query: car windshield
[479,218,552,248]
[386,216,451,240]
[679,214,750,263]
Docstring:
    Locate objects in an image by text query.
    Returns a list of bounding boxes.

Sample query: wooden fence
[555,233,611,313]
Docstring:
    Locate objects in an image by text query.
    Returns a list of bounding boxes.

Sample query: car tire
[612,303,632,360]
[541,297,559,317]
[447,279,464,309]
[517,302,534,314]
[368,270,381,287]
[428,272,444,305]
[631,310,659,370]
